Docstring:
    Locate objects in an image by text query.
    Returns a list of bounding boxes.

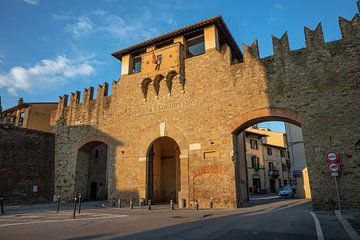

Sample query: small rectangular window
[186,35,205,57]
[18,112,25,126]
[95,149,99,159]
[267,147,272,155]
[250,139,258,149]
[132,56,142,73]
[268,162,274,170]
[280,150,285,157]
[251,155,259,169]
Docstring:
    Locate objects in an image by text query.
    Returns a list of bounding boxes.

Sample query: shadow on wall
[52,118,141,202]
[0,124,55,204]
[230,14,360,210]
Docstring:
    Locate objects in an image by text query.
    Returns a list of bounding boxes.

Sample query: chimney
[17,97,24,106]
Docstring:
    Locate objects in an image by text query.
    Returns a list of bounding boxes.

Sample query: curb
[335,210,360,240]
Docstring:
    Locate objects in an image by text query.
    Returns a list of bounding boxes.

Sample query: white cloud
[24,0,39,5]
[0,56,95,96]
[54,9,164,41]
[66,16,93,38]
[275,3,286,10]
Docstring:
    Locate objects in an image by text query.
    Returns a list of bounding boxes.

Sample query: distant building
[285,123,312,199]
[245,126,290,194]
[1,98,57,133]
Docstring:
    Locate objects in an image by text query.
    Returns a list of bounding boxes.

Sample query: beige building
[285,123,312,199]
[245,126,290,194]
[1,98,57,133]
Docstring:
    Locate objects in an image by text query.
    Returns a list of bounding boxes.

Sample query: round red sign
[326,152,339,162]
[328,162,340,173]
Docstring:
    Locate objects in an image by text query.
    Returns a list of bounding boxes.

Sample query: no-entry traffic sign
[328,162,340,173]
[326,152,339,162]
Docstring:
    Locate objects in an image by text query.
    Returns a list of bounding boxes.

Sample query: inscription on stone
[134,98,196,116]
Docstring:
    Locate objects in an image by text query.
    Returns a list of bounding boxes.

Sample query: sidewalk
[340,211,360,236]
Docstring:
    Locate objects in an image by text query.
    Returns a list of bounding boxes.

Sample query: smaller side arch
[76,135,113,149]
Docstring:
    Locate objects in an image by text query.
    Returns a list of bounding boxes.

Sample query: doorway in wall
[147,137,180,204]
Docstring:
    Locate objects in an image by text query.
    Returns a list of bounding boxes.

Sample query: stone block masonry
[51,13,360,210]
[0,124,54,204]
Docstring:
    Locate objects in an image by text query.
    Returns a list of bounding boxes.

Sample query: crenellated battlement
[304,23,324,47]
[51,81,115,126]
[239,13,359,64]
[272,32,290,56]
[242,40,259,60]
[51,13,360,127]
[83,87,94,103]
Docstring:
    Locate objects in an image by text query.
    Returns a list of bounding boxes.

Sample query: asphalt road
[0,198,349,240]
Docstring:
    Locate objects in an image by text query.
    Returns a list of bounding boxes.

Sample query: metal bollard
[78,193,82,214]
[112,199,116,207]
[195,200,199,210]
[130,199,134,209]
[118,199,121,208]
[73,193,78,219]
[56,195,61,213]
[0,195,4,214]
[148,199,151,210]
[170,200,174,211]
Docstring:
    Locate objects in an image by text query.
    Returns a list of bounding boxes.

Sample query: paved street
[0,198,350,240]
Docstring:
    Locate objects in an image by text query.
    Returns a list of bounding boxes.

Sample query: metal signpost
[326,151,341,210]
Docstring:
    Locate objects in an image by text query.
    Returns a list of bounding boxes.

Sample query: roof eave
[111,16,242,61]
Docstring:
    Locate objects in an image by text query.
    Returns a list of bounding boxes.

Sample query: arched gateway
[146,137,180,203]
[51,12,360,210]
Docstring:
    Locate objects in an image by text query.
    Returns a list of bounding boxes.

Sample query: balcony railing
[268,169,280,178]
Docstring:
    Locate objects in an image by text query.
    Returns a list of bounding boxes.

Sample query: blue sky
[0,0,358,112]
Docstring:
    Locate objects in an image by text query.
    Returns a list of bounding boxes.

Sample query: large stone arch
[228,107,304,134]
[228,107,308,207]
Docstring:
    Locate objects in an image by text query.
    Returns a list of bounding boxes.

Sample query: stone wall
[51,14,360,210]
[0,124,54,204]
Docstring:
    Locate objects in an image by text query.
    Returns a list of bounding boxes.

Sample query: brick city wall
[0,124,54,204]
[51,14,360,210]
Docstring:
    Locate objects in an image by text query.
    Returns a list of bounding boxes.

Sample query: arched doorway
[75,141,108,201]
[230,108,312,206]
[146,137,180,204]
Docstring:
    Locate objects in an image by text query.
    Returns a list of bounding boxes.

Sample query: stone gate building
[51,12,360,210]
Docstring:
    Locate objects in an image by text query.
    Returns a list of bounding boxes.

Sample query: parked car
[279,185,295,198]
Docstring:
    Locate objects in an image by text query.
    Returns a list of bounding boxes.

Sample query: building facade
[1,98,57,133]
[51,12,360,210]
[285,123,312,199]
[245,126,290,195]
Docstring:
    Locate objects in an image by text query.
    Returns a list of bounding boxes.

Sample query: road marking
[249,195,279,200]
[310,212,324,240]
[0,214,128,228]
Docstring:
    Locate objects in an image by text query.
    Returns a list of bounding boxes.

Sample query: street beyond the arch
[0,197,353,240]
